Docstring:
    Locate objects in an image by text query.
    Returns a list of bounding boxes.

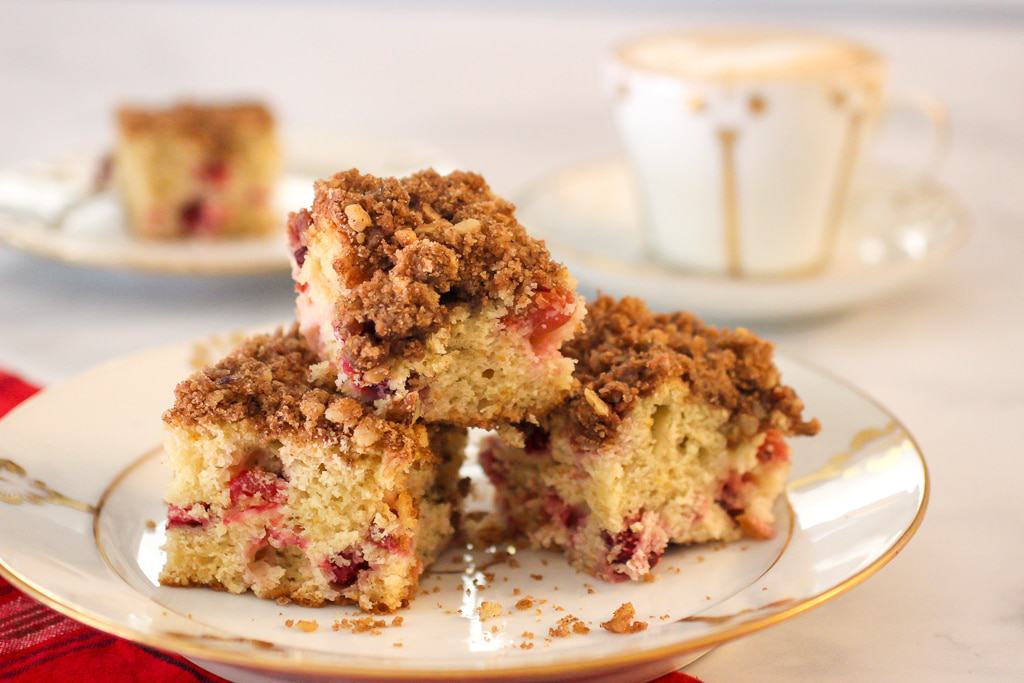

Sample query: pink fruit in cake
[503,288,576,352]
[287,209,312,251]
[543,490,585,530]
[323,548,369,589]
[717,470,754,514]
[522,423,550,454]
[180,199,227,235]
[368,525,402,553]
[478,438,507,486]
[267,525,307,549]
[229,467,287,511]
[167,503,210,528]
[600,511,669,581]
[196,159,229,187]
[757,429,790,463]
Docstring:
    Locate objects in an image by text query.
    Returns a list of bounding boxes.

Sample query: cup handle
[877,89,950,177]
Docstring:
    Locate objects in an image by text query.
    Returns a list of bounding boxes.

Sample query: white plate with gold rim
[0,335,927,682]
[0,136,449,276]
[516,158,968,322]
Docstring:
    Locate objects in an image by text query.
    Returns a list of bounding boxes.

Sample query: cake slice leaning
[287,168,586,428]
[480,296,819,582]
[159,328,466,612]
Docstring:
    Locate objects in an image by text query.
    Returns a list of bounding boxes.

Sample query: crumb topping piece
[477,601,503,621]
[164,327,429,457]
[600,602,647,634]
[292,169,571,372]
[549,614,590,637]
[117,101,273,149]
[563,296,820,446]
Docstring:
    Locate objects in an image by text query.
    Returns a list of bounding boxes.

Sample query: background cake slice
[287,168,585,428]
[160,328,465,612]
[480,296,819,582]
[114,101,279,239]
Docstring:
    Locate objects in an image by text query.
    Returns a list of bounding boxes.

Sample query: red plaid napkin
[0,370,701,682]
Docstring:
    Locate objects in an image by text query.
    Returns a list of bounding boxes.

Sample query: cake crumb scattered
[392,616,404,627]
[393,642,403,648]
[521,631,535,639]
[519,641,535,650]
[549,614,589,637]
[584,583,595,594]
[291,619,319,633]
[144,519,157,531]
[601,603,647,634]
[530,573,543,581]
[478,601,503,620]
[275,596,291,606]
[515,597,534,610]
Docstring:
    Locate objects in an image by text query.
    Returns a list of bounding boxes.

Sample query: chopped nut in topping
[451,218,481,234]
[601,603,647,634]
[344,203,373,231]
[583,387,611,416]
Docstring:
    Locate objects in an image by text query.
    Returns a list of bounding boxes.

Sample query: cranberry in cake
[288,169,586,428]
[160,328,465,612]
[114,101,279,239]
[480,296,819,582]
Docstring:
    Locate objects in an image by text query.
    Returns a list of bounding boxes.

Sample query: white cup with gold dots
[607,28,946,278]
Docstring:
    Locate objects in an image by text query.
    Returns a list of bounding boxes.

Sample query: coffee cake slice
[287,169,585,428]
[114,101,279,238]
[160,328,465,612]
[480,296,819,582]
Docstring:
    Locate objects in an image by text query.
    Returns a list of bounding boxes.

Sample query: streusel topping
[562,296,820,445]
[164,327,429,456]
[290,169,569,370]
[117,102,274,148]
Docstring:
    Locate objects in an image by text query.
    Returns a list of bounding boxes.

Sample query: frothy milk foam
[620,31,876,79]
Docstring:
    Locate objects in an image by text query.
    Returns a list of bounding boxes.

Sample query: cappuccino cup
[607,29,944,277]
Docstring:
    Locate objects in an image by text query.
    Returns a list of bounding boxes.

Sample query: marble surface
[1,3,1022,681]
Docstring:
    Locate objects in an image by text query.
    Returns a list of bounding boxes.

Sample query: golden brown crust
[117,101,274,149]
[563,296,820,446]
[294,169,570,371]
[163,327,428,457]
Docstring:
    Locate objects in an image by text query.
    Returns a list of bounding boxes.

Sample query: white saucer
[0,135,449,276]
[516,159,968,321]
[0,332,927,682]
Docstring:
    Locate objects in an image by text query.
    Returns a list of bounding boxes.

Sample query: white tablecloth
[1,3,1022,680]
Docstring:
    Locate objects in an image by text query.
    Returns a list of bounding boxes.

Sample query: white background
[1,2,1022,681]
